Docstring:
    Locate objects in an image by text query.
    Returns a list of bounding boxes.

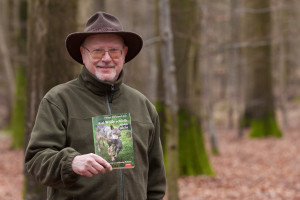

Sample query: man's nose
[102,52,112,61]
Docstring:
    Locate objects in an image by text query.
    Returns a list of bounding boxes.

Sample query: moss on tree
[11,66,26,148]
[249,114,282,138]
[157,102,215,176]
[178,109,214,176]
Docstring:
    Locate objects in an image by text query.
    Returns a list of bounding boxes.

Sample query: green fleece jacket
[25,66,166,200]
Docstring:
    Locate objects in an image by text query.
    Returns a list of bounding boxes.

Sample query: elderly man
[25,12,166,200]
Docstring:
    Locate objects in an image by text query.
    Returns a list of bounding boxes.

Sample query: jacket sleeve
[25,98,81,188]
[147,114,167,200]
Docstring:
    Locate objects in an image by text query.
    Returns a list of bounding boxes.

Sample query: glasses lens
[108,49,122,59]
[91,49,105,59]
[91,49,122,60]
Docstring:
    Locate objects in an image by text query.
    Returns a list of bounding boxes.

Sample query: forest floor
[177,127,300,200]
[0,112,300,200]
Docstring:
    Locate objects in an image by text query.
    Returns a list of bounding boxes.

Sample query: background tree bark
[241,0,282,137]
[159,0,179,199]
[10,0,27,149]
[198,0,219,155]
[24,0,79,199]
[0,0,18,127]
[170,0,214,175]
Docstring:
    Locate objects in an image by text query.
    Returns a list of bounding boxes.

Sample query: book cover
[92,113,135,169]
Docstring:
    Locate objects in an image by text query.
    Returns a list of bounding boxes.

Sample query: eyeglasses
[82,46,123,60]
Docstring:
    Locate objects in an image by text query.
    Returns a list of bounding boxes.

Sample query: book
[92,113,135,169]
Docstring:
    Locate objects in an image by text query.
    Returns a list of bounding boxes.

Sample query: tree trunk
[0,26,15,121]
[0,0,17,127]
[272,0,292,130]
[169,0,214,175]
[198,0,219,155]
[7,0,27,149]
[241,0,282,137]
[24,1,78,199]
[159,0,179,199]
[11,66,26,148]
[227,0,241,130]
[77,0,105,31]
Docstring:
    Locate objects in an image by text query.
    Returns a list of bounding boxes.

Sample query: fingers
[92,154,113,172]
[72,154,112,177]
[83,170,94,178]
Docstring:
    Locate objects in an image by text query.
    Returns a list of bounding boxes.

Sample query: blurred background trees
[240,0,282,138]
[1,0,300,199]
[25,0,79,199]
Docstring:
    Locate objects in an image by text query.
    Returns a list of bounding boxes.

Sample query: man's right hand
[72,153,112,177]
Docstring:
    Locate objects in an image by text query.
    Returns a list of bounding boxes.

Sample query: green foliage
[249,114,282,138]
[178,109,215,176]
[11,66,26,148]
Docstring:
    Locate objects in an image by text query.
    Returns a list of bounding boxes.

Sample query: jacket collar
[78,66,123,96]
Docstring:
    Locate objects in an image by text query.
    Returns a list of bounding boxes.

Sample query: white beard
[95,69,117,83]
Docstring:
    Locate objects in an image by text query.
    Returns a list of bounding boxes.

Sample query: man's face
[80,34,128,83]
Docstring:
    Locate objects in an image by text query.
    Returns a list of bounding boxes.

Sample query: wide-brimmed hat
[66,12,143,64]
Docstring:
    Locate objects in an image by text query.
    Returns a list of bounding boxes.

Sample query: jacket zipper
[106,84,124,200]
[109,84,114,103]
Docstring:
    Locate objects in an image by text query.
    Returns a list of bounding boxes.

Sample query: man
[25,12,166,200]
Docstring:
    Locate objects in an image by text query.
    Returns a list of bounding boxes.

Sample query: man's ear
[80,46,84,55]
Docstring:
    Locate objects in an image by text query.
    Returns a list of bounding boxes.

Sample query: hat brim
[66,31,143,64]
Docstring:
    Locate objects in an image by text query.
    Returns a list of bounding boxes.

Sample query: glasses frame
[81,46,123,60]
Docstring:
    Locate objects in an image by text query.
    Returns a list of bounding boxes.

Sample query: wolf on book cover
[92,113,135,169]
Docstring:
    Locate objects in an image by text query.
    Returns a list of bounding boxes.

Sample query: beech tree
[240,0,282,137]
[0,0,18,129]
[159,0,179,199]
[198,0,219,155]
[24,0,79,199]
[171,0,214,175]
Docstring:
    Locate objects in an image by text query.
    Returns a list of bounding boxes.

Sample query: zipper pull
[109,84,114,103]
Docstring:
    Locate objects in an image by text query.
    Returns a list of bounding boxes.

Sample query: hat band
[85,27,121,32]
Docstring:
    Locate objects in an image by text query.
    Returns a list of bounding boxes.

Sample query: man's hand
[72,153,112,177]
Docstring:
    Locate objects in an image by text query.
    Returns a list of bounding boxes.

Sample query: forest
[0,0,299,199]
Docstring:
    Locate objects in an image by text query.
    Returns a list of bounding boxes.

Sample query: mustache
[97,63,115,67]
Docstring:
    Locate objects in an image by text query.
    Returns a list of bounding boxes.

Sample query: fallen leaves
[0,133,24,200]
[0,124,299,200]
[178,127,300,200]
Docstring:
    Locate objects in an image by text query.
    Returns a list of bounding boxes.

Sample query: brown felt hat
[66,12,143,64]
